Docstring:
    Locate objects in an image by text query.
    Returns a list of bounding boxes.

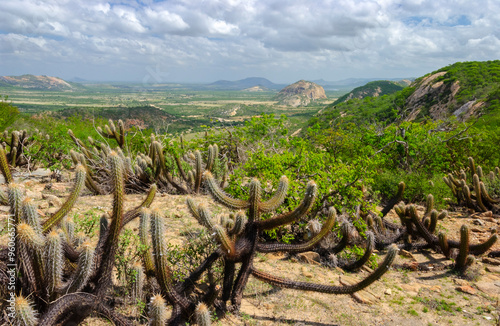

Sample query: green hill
[332,80,404,105]
[310,60,500,129]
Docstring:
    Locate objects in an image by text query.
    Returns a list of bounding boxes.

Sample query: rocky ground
[1,169,499,326]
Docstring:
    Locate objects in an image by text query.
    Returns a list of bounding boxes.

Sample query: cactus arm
[473,174,488,212]
[248,178,261,222]
[95,152,125,296]
[259,175,289,213]
[0,144,13,183]
[380,181,405,217]
[150,209,191,310]
[256,181,317,230]
[122,183,157,226]
[42,165,85,232]
[149,294,168,326]
[45,230,64,299]
[343,231,375,271]
[468,233,498,255]
[193,150,203,192]
[14,295,38,326]
[257,207,336,253]
[204,171,249,209]
[195,302,211,326]
[455,225,470,269]
[251,244,398,294]
[138,209,155,276]
[62,241,95,293]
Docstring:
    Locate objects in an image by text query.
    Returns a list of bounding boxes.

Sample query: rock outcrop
[0,74,75,91]
[405,72,484,121]
[275,80,327,107]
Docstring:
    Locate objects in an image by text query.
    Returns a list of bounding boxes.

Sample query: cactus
[195,302,211,326]
[14,295,38,326]
[149,294,168,326]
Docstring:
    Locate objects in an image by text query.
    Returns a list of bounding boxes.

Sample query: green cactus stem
[343,231,375,271]
[150,208,190,310]
[472,174,488,212]
[149,294,168,326]
[213,225,236,259]
[195,302,211,326]
[438,232,450,258]
[259,175,289,213]
[203,171,249,209]
[21,197,42,233]
[131,261,145,303]
[251,244,398,294]
[138,208,155,275]
[14,295,38,326]
[8,183,24,223]
[0,144,13,183]
[17,222,45,250]
[257,181,317,230]
[42,165,86,232]
[45,230,64,298]
[257,207,337,253]
[95,152,125,296]
[455,225,470,269]
[63,240,95,293]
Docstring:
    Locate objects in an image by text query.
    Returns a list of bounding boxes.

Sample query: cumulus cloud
[0,0,498,82]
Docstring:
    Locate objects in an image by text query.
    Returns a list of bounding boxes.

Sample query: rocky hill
[0,74,77,91]
[310,60,500,128]
[333,80,404,105]
[275,80,327,107]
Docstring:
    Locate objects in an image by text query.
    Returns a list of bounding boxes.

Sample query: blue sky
[0,0,499,83]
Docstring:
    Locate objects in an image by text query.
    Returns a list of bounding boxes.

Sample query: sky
[0,0,499,84]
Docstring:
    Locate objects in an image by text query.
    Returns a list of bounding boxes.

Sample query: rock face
[405,72,484,121]
[275,80,327,107]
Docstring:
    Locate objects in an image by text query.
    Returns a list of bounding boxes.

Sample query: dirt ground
[1,170,499,326]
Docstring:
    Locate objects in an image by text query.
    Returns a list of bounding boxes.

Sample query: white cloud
[0,0,498,82]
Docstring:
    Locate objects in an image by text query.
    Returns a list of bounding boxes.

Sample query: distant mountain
[209,77,284,90]
[0,74,78,91]
[274,80,327,107]
[332,80,404,105]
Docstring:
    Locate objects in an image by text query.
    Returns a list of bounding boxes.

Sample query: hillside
[310,60,500,128]
[0,74,78,91]
[274,80,327,107]
[332,80,404,105]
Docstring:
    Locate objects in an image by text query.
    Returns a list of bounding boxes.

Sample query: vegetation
[1,60,500,325]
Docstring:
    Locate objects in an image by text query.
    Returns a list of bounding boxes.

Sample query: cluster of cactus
[443,157,500,213]
[0,129,50,168]
[172,172,400,318]
[68,119,228,195]
[363,184,498,272]
[0,145,158,325]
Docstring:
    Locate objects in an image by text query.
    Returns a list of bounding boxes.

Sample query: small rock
[456,285,476,295]
[42,194,62,207]
[301,267,313,278]
[481,211,493,217]
[429,285,441,293]
[297,251,321,265]
[45,207,59,215]
[400,283,423,296]
[400,249,416,260]
[485,266,500,273]
[453,279,470,286]
[473,219,485,226]
[384,289,392,295]
[482,257,500,266]
[475,281,500,296]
